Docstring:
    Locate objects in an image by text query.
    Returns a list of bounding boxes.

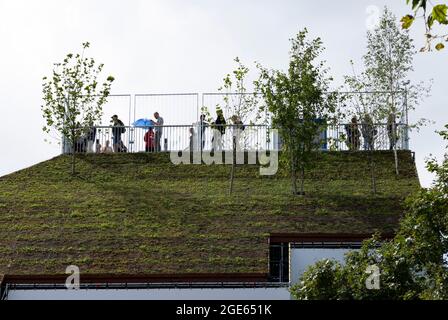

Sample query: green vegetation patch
[0,151,419,275]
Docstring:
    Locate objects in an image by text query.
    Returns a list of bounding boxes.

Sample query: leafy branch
[401,0,448,51]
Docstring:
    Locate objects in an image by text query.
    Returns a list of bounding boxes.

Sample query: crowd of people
[185,110,246,152]
[74,112,163,154]
[72,110,401,154]
[139,109,244,153]
[344,113,400,151]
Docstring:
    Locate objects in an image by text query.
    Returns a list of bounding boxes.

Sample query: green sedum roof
[0,151,420,276]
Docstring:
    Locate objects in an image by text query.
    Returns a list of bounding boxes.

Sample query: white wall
[7,287,290,300]
[290,248,352,285]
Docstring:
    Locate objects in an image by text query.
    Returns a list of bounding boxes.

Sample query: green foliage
[402,0,448,51]
[41,42,114,174]
[432,4,448,24]
[364,8,413,117]
[346,7,431,178]
[290,127,448,300]
[435,42,446,50]
[292,259,345,300]
[426,124,448,192]
[256,29,339,195]
[346,7,431,128]
[401,14,415,29]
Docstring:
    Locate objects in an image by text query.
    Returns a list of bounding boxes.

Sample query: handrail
[134,93,199,97]
[81,123,407,129]
[62,123,409,154]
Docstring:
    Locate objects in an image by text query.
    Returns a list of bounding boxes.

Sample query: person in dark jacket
[345,116,361,151]
[211,109,226,152]
[111,115,126,153]
[361,113,377,151]
[86,124,97,153]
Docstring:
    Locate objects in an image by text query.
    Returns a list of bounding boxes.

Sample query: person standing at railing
[211,109,226,152]
[361,114,377,151]
[153,112,164,152]
[230,115,245,151]
[198,114,208,151]
[111,115,126,152]
[86,124,97,153]
[74,136,86,153]
[345,116,361,151]
[387,113,399,151]
[101,140,114,154]
[95,139,102,154]
[144,127,155,152]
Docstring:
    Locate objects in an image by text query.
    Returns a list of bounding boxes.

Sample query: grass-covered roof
[0,151,419,276]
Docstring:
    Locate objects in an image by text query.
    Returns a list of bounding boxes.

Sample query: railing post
[71,123,408,154]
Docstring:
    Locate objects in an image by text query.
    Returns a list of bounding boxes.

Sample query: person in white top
[95,139,102,154]
[153,112,164,152]
[101,140,114,154]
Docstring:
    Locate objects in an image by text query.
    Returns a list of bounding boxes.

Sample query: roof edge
[3,273,269,285]
[269,233,395,243]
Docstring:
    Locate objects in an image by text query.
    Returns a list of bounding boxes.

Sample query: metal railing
[326,122,409,151]
[66,123,409,154]
[84,91,411,152]
[69,124,274,154]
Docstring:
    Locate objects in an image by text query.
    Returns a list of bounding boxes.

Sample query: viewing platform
[61,92,411,154]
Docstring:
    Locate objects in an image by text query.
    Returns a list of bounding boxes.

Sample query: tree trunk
[392,121,399,176]
[393,146,399,176]
[71,128,76,176]
[299,165,305,195]
[71,144,76,175]
[290,150,298,195]
[388,35,399,177]
[369,151,377,195]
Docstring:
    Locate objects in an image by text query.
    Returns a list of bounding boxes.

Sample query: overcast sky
[0,0,446,187]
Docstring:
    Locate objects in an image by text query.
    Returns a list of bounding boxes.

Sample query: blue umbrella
[133,118,154,127]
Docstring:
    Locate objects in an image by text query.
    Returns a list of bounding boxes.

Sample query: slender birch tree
[42,42,115,175]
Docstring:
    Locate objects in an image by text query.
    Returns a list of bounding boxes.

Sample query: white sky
[0,0,447,187]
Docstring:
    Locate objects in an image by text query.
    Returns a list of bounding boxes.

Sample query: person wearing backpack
[344,116,361,151]
[211,109,226,152]
[111,115,126,153]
